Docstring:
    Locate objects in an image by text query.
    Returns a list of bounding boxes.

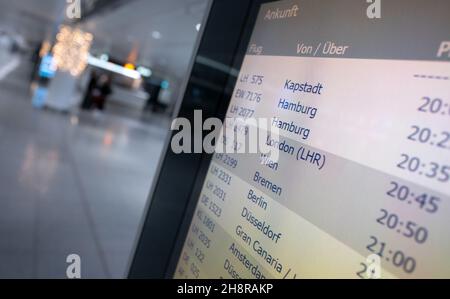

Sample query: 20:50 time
[377,209,428,244]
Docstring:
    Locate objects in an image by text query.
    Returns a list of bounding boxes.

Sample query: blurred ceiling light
[87,54,141,80]
[161,80,170,90]
[100,54,109,61]
[124,63,135,70]
[137,66,152,77]
[151,31,162,39]
[195,23,201,31]
[52,25,93,77]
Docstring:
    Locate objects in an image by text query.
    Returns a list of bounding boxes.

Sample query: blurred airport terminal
[0,0,208,278]
[1,0,449,282]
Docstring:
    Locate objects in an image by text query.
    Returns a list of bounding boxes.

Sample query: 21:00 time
[366,236,417,274]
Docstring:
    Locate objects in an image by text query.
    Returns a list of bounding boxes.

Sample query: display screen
[39,54,57,78]
[174,0,450,278]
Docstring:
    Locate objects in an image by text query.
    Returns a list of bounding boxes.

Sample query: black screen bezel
[128,0,274,278]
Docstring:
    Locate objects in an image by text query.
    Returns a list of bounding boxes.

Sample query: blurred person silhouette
[92,74,112,111]
[143,80,163,113]
[81,70,98,110]
[30,42,42,84]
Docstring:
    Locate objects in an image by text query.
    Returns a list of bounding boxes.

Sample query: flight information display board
[173,0,450,278]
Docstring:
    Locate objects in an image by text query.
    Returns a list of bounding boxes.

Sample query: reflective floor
[0,54,169,278]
